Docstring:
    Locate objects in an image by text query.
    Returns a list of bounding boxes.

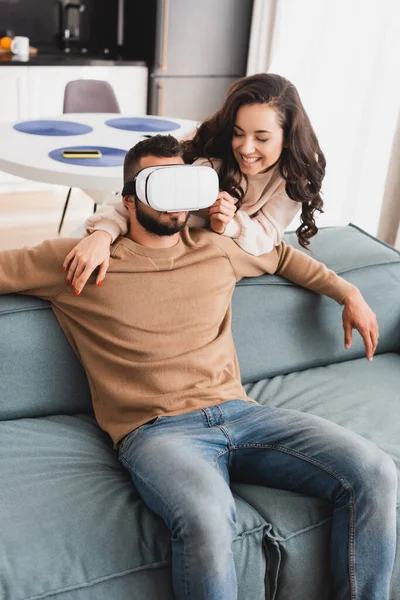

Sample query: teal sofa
[0,224,399,600]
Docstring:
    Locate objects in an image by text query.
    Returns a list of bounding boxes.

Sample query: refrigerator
[148,0,254,121]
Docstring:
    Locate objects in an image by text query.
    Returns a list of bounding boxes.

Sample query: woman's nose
[240,137,256,153]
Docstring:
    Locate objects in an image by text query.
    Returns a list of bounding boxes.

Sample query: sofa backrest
[233,225,400,383]
[1,225,400,419]
[0,295,92,420]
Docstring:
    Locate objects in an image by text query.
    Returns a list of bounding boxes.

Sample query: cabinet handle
[159,0,169,71]
[157,83,166,115]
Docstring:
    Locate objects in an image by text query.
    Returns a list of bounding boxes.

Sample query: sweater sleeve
[85,198,130,242]
[223,239,353,305]
[0,239,78,299]
[223,192,300,256]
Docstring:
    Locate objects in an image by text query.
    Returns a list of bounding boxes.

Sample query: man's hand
[342,286,379,360]
[62,231,112,295]
[208,191,237,234]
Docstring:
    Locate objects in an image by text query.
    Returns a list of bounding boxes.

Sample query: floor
[0,186,94,250]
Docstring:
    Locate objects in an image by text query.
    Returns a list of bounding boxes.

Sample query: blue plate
[14,120,93,136]
[49,146,126,167]
[105,117,181,132]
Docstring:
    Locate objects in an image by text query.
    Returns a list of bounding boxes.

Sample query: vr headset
[121,164,219,212]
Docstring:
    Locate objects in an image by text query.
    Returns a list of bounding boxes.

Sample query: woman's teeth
[240,155,260,164]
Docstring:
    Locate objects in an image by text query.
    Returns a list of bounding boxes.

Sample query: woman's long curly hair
[181,73,326,248]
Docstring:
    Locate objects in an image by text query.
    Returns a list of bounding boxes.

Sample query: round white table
[0,114,198,197]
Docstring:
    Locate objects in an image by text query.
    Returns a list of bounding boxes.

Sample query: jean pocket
[118,416,164,458]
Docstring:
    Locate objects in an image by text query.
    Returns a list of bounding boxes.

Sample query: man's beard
[135,199,189,236]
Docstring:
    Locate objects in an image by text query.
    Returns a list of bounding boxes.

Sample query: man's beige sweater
[0,228,352,446]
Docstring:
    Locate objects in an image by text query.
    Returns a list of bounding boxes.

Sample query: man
[0,135,396,600]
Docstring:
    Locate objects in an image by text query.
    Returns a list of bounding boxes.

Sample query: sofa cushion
[0,414,268,600]
[244,353,400,473]
[234,352,400,599]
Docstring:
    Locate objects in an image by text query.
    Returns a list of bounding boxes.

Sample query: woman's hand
[341,286,379,360]
[208,191,237,234]
[62,231,112,295]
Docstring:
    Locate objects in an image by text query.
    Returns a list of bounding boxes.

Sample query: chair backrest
[63,79,121,114]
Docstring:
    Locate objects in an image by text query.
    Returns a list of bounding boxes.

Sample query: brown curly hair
[181,73,326,249]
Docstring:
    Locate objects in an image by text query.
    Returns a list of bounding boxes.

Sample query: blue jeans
[117,400,397,600]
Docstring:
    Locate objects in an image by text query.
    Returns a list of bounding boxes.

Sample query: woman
[63,73,326,291]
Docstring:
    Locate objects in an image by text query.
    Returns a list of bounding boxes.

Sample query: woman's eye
[257,138,269,143]
[233,131,244,137]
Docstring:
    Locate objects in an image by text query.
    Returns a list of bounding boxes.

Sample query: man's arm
[220,237,378,360]
[275,243,378,359]
[274,241,352,303]
[0,239,79,299]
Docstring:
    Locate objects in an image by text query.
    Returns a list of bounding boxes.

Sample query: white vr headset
[121,164,219,212]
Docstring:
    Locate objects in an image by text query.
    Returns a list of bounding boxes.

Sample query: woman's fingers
[208,199,237,217]
[63,248,76,272]
[210,213,234,224]
[217,191,237,204]
[208,195,237,235]
[66,253,80,283]
[96,261,110,286]
[73,261,104,294]
[62,231,112,294]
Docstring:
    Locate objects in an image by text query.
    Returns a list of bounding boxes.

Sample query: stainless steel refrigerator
[149,0,254,121]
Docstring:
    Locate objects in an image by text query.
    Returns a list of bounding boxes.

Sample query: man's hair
[123,134,183,183]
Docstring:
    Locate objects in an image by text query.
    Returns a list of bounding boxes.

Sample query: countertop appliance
[57,0,118,57]
[58,1,86,53]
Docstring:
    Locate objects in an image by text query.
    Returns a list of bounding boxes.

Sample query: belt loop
[202,407,212,427]
[202,405,224,427]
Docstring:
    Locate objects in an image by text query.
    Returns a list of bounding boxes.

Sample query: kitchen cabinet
[25,66,148,117]
[97,67,148,115]
[0,68,29,122]
[26,67,91,117]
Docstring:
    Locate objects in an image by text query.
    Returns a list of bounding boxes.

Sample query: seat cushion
[1,355,399,599]
[235,352,400,599]
[244,353,400,471]
[0,414,268,600]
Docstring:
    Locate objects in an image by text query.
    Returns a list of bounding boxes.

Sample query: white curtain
[247,0,400,243]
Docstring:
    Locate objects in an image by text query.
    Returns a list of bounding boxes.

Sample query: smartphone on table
[62,149,102,159]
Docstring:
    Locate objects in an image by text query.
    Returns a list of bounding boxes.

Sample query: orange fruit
[0,37,12,50]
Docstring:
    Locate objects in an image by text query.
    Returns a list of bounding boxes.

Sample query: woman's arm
[62,200,130,294]
[85,198,130,241]
[214,193,301,256]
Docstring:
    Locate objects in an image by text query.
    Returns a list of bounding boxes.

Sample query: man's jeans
[117,400,397,600]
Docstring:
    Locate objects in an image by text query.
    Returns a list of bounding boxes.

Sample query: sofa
[0,224,399,600]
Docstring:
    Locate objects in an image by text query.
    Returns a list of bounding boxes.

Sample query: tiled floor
[0,186,94,250]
